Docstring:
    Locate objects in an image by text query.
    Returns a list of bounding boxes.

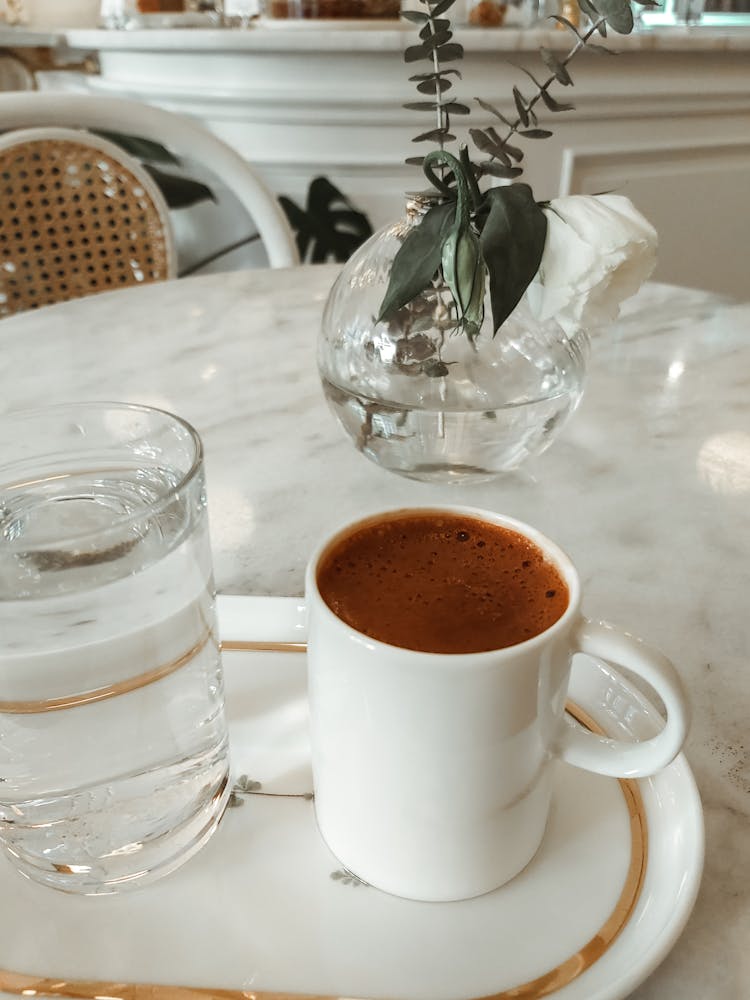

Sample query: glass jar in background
[318,197,590,483]
[468,0,507,26]
[1,0,27,24]
[464,0,540,28]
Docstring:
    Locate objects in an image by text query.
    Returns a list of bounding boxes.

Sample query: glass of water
[0,402,230,894]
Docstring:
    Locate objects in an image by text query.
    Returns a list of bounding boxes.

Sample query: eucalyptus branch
[387,0,643,343]
[472,13,613,179]
[429,17,446,148]
[402,0,467,167]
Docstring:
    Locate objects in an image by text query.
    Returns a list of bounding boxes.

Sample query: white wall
[23,0,99,28]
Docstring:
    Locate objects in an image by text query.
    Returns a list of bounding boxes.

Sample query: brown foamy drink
[316,512,569,654]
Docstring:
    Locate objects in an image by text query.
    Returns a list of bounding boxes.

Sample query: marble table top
[0,267,748,998]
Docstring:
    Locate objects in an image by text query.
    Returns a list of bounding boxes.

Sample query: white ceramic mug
[220,506,689,902]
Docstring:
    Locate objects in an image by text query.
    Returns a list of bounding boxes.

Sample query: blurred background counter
[1,16,749,295]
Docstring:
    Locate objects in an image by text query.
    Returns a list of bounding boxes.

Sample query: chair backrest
[0,126,176,318]
[0,92,299,269]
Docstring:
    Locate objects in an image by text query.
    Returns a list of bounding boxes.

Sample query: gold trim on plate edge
[0,657,648,1000]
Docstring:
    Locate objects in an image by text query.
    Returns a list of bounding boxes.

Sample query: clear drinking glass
[0,402,230,894]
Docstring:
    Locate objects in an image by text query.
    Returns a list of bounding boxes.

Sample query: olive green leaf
[93,130,181,166]
[549,14,585,36]
[441,220,485,338]
[539,89,575,113]
[577,0,600,15]
[377,200,455,322]
[401,8,429,22]
[596,0,634,33]
[142,166,216,209]
[419,17,450,37]
[540,48,574,87]
[478,184,547,333]
[279,176,373,264]
[405,43,429,62]
[513,87,530,127]
[474,97,512,127]
[482,162,524,179]
[434,42,464,61]
[423,29,453,51]
[417,76,453,95]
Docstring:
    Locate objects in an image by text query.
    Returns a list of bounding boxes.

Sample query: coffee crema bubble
[316,513,569,654]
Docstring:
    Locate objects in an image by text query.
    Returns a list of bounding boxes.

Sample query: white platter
[0,602,703,1000]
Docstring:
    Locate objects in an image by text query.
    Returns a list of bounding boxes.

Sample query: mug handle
[557,618,690,779]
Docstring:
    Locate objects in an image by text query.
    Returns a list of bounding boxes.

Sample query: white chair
[0,92,299,269]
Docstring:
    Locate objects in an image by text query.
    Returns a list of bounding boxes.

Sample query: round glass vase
[319,197,590,484]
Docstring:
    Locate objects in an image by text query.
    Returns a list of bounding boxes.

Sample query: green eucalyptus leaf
[434,42,464,61]
[480,162,524,179]
[596,0,634,33]
[548,14,583,35]
[515,65,545,90]
[444,101,471,115]
[401,8,429,22]
[468,127,491,151]
[404,101,441,111]
[519,128,553,138]
[539,88,575,113]
[405,43,429,62]
[419,17,449,37]
[586,42,617,54]
[417,76,453,94]
[540,48,574,86]
[512,86,529,127]
[422,28,453,51]
[409,68,462,81]
[413,127,456,143]
[577,0,601,19]
[475,97,512,126]
[377,201,455,322]
[503,142,524,162]
[478,184,547,333]
[405,155,426,166]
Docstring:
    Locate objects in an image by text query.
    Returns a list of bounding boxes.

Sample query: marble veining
[0,267,748,998]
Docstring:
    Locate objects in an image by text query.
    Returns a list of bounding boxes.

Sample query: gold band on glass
[0,630,216,715]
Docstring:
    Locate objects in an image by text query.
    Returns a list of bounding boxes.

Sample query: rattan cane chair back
[0,127,176,318]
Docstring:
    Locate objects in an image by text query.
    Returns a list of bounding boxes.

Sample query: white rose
[523,194,658,335]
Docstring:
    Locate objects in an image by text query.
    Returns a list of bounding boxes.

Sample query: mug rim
[0,401,203,553]
[307,505,582,663]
